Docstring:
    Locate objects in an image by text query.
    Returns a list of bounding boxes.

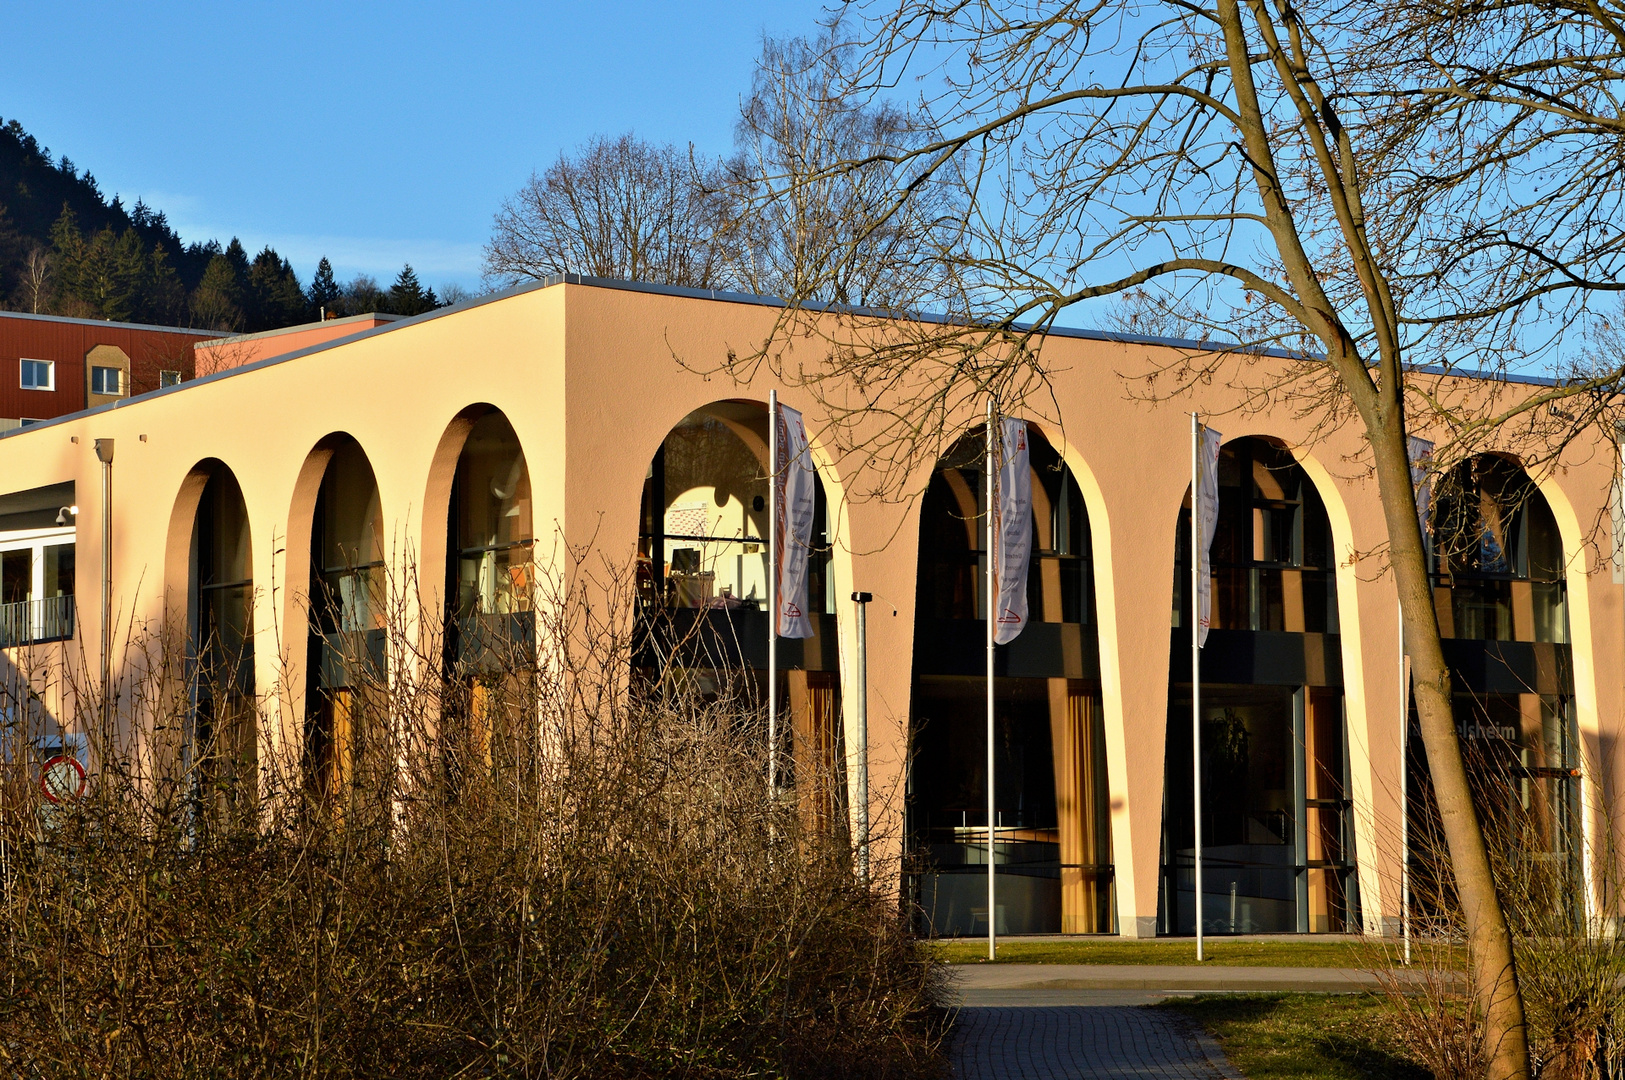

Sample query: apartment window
[159,369,182,388]
[18,419,42,428]
[20,359,53,391]
[90,366,122,395]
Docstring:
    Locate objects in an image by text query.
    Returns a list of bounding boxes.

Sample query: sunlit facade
[0,275,1619,940]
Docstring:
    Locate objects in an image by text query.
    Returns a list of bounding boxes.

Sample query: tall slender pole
[1191,413,1204,961]
[1400,596,1411,965]
[96,439,114,735]
[853,591,872,883]
[986,398,997,962]
[768,391,778,800]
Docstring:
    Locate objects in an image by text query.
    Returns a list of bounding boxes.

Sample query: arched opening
[1160,436,1353,936]
[1413,454,1580,918]
[634,401,841,826]
[188,461,255,811]
[445,409,534,775]
[907,424,1113,936]
[304,438,385,802]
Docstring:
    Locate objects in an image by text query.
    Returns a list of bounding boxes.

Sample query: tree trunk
[1370,411,1530,1079]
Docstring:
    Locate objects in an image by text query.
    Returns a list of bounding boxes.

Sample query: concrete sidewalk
[950,963,1415,1006]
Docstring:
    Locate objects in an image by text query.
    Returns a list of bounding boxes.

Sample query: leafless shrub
[0,558,946,1078]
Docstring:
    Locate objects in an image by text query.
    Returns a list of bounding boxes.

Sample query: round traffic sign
[39,754,87,803]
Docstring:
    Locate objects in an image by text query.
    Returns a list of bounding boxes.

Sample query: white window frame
[19,359,54,392]
[159,369,182,388]
[90,366,121,396]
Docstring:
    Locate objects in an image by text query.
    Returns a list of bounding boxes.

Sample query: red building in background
[0,310,229,430]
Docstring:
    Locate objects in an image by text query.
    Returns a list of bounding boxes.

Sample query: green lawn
[1161,994,1429,1080]
[928,937,1450,968]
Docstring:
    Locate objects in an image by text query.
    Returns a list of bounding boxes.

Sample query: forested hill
[0,116,447,332]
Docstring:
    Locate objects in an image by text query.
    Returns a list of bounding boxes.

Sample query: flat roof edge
[0,309,232,337]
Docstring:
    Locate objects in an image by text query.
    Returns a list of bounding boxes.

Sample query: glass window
[90,366,122,395]
[160,370,182,388]
[1174,437,1339,635]
[1431,456,1569,643]
[20,359,52,391]
[452,412,533,620]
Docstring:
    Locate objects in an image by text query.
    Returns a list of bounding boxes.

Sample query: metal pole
[95,439,114,735]
[1400,595,1411,965]
[768,391,778,800]
[986,398,997,962]
[852,591,872,883]
[1192,413,1204,961]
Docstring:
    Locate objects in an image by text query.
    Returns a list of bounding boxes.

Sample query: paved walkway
[950,962,1405,1005]
[951,1006,1243,1079]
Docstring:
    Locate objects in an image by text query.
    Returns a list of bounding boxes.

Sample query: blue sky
[2,1,832,293]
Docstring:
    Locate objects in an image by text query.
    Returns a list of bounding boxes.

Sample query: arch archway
[184,460,256,812]
[1161,435,1353,936]
[300,436,385,801]
[635,400,842,825]
[907,423,1112,936]
[1412,453,1582,919]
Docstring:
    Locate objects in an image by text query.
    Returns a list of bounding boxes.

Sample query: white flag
[1196,425,1222,647]
[992,418,1032,645]
[774,402,816,639]
[1407,435,1435,541]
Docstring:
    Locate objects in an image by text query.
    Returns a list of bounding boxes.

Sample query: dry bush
[0,562,947,1078]
[1373,736,1625,1080]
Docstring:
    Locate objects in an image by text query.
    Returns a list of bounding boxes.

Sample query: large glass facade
[445,411,535,776]
[190,464,255,809]
[907,426,1113,936]
[306,439,385,801]
[1411,455,1581,920]
[634,402,842,828]
[1161,437,1355,935]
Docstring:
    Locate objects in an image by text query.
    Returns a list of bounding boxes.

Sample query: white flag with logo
[1196,425,1222,647]
[993,418,1032,645]
[1407,435,1435,541]
[774,402,816,639]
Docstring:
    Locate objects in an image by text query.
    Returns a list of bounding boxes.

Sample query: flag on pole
[1195,425,1222,647]
[774,401,816,639]
[992,418,1032,645]
[1407,436,1435,540]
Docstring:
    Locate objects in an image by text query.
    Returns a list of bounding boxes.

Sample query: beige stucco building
[0,276,1614,939]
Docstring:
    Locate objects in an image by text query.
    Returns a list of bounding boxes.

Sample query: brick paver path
[952,1006,1243,1079]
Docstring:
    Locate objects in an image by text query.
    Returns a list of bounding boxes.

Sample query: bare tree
[711,5,1625,1076]
[19,244,50,314]
[484,134,731,289]
[719,27,968,310]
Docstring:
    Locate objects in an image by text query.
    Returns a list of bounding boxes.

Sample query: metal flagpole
[1400,596,1411,965]
[1192,412,1205,962]
[986,398,997,962]
[853,591,872,883]
[768,390,778,800]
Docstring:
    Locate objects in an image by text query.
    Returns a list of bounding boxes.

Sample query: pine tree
[388,263,431,315]
[244,246,306,331]
[191,253,242,331]
[47,206,87,312]
[308,257,340,315]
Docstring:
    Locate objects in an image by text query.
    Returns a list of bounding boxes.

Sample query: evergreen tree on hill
[191,253,243,331]
[245,246,307,331]
[308,257,340,315]
[388,263,436,316]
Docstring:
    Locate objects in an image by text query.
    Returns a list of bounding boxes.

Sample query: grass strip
[929,938,1456,968]
[1160,993,1430,1080]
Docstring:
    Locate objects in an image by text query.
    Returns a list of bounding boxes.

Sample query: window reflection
[452,412,533,621]
[1430,456,1568,644]
[307,440,385,802]
[1172,438,1339,635]
[191,464,255,810]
